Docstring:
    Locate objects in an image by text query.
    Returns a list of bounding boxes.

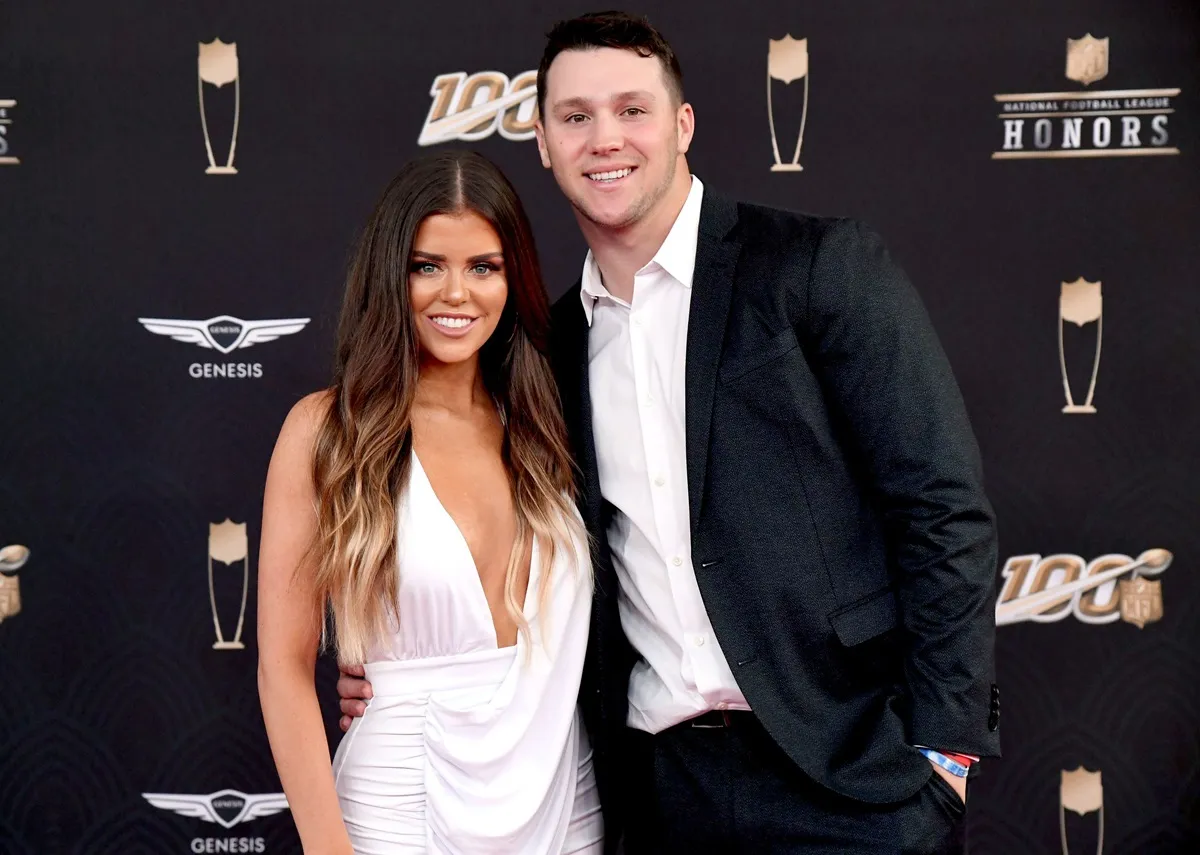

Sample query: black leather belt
[688,709,751,729]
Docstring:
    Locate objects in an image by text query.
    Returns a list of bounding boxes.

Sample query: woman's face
[408,210,508,367]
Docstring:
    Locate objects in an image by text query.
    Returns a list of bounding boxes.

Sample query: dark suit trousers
[621,712,966,855]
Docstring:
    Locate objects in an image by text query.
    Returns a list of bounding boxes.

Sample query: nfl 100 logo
[417,69,538,146]
[0,99,18,165]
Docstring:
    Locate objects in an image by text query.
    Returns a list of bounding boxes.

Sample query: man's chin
[574,197,645,231]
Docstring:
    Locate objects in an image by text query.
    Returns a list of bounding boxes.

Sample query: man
[338,11,1000,853]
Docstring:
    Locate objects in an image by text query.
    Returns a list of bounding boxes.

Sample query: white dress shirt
[581,176,751,734]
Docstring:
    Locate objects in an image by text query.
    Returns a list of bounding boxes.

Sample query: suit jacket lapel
[685,193,741,534]
[559,289,605,538]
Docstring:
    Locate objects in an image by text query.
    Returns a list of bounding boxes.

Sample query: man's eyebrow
[550,91,658,112]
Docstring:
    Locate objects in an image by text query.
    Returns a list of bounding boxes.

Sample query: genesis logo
[143,789,289,828]
[137,315,309,378]
[143,789,289,853]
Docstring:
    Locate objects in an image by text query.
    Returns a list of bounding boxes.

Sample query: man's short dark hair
[536,11,685,117]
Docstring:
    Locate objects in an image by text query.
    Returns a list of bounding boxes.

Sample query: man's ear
[534,119,552,169]
[677,102,695,155]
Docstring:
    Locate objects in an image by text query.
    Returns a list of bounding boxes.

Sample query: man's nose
[588,112,624,155]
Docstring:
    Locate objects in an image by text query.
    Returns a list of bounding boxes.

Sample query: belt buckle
[690,709,734,729]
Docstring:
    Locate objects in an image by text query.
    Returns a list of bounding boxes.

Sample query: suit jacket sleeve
[800,217,1000,757]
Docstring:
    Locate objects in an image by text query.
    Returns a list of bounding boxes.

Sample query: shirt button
[633,317,643,327]
[672,556,683,567]
[654,475,665,487]
[693,635,706,648]
[716,702,729,710]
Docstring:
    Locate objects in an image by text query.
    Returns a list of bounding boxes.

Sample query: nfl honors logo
[992,35,1181,159]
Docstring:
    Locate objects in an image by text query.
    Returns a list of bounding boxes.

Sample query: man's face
[535,47,693,232]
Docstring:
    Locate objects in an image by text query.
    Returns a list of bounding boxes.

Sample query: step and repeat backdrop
[1,1,1197,853]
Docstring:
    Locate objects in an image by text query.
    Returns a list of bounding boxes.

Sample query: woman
[256,150,603,854]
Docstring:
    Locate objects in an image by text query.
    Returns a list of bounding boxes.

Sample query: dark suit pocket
[718,326,800,382]
[926,769,966,817]
[827,587,900,647]
[900,771,966,854]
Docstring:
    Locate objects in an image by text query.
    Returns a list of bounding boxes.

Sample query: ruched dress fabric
[331,453,603,854]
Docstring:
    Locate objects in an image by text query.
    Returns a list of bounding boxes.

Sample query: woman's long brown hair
[309,150,584,665]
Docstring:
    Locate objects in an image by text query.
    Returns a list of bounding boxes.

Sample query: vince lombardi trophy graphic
[1058,278,1103,414]
[0,543,30,623]
[198,39,240,174]
[1060,767,1104,855]
[208,519,249,649]
[767,35,809,172]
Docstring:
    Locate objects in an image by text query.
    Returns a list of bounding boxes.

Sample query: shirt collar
[579,175,705,326]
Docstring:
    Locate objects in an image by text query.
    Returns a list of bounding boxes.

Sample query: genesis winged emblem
[137,316,310,354]
[143,790,290,829]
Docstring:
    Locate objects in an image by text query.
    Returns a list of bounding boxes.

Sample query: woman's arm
[257,391,354,854]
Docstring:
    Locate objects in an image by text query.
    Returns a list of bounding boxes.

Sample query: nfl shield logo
[209,519,248,565]
[1060,767,1103,815]
[198,39,239,88]
[1066,35,1109,86]
[1118,577,1163,628]
[0,575,19,621]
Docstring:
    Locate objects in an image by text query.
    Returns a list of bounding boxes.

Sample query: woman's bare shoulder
[273,388,336,465]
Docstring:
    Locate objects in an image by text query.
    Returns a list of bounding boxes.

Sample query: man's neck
[581,168,692,303]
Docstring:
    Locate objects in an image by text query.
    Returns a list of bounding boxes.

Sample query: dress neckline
[410,450,535,650]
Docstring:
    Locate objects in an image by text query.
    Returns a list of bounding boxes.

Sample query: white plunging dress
[331,453,604,854]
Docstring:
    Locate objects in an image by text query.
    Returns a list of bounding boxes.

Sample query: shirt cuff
[913,745,979,763]
[915,747,971,777]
